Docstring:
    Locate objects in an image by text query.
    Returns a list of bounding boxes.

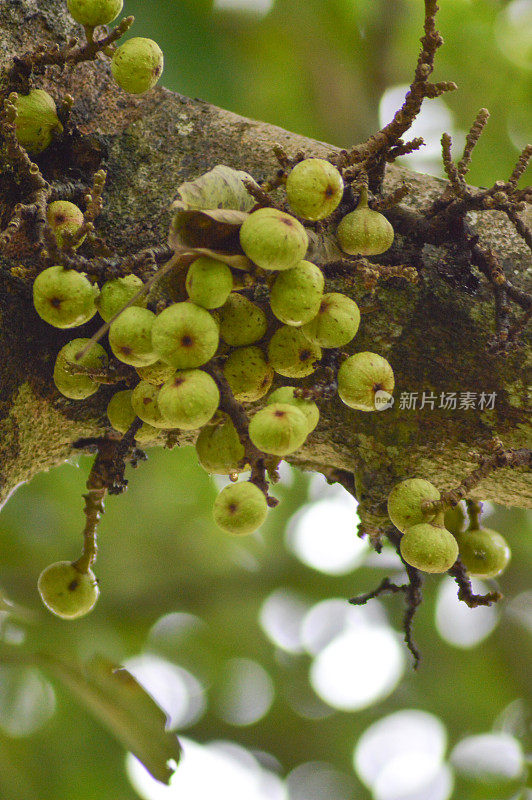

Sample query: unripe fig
[301,292,360,348]
[157,369,220,429]
[13,90,63,154]
[107,389,136,433]
[53,338,108,399]
[223,346,274,402]
[387,478,442,533]
[268,325,321,378]
[109,306,157,367]
[47,201,85,249]
[67,0,123,26]
[38,561,99,619]
[131,381,175,428]
[239,207,308,271]
[136,360,176,386]
[151,302,219,369]
[96,274,146,323]
[455,527,511,578]
[286,158,344,221]
[443,502,467,536]
[266,386,319,433]
[249,402,308,456]
[400,523,458,573]
[185,256,233,309]
[217,293,267,346]
[195,412,246,475]
[33,266,98,329]
[269,260,324,326]
[213,481,268,535]
[337,351,394,411]
[111,37,164,95]
[336,187,394,256]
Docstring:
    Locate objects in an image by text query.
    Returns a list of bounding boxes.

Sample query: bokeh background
[1,1,531,799]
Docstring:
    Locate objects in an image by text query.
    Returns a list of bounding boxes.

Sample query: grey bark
[0,1,530,527]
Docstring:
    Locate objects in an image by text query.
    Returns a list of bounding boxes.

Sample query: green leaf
[40,653,181,785]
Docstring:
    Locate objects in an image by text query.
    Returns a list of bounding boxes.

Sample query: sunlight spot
[214,0,274,14]
[374,760,452,800]
[127,738,287,800]
[286,761,353,800]
[286,495,367,575]
[450,733,525,781]
[125,653,205,730]
[310,624,403,710]
[301,598,388,656]
[435,576,499,647]
[379,86,463,176]
[148,612,205,645]
[495,0,532,70]
[354,710,447,790]
[0,665,55,737]
[214,658,274,726]
[508,590,532,633]
[259,588,310,653]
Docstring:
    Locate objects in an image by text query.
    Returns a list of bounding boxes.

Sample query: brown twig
[457,108,490,177]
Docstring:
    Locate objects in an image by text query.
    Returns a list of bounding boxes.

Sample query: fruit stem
[72,480,106,573]
[465,498,483,531]
[357,185,369,208]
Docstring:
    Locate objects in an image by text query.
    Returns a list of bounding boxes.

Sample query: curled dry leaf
[168,208,253,270]
[170,165,260,213]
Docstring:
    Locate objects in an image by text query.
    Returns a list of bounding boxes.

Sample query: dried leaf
[171,165,259,213]
[168,209,253,270]
[41,653,181,785]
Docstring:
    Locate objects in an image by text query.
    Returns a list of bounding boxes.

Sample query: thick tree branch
[0,1,530,524]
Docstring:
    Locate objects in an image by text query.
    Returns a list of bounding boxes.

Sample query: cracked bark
[1,1,530,527]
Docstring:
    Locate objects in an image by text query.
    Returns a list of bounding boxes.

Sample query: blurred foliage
[0,1,531,798]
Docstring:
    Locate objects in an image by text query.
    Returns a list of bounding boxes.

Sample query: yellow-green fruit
[131,381,174,428]
[47,201,85,249]
[136,360,176,386]
[109,306,157,367]
[13,90,63,154]
[302,292,360,348]
[387,478,442,534]
[157,369,220,429]
[249,403,308,456]
[400,523,458,573]
[337,351,394,411]
[218,293,267,346]
[444,502,467,536]
[269,260,324,326]
[286,158,344,221]
[456,527,511,578]
[266,386,319,433]
[111,37,164,95]
[223,346,274,402]
[107,389,136,432]
[106,389,158,441]
[239,207,308,271]
[151,302,219,369]
[213,481,268,535]
[53,338,108,400]
[185,257,233,309]
[67,0,123,26]
[268,325,321,378]
[38,561,99,619]
[96,274,146,322]
[336,190,394,256]
[33,266,98,328]
[195,412,245,475]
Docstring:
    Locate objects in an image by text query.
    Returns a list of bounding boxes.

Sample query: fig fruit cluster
[387,479,511,577]
[33,154,398,611]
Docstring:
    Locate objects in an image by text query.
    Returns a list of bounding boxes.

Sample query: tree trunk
[1,1,530,530]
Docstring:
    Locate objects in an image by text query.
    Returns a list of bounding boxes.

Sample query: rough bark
[0,1,530,526]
